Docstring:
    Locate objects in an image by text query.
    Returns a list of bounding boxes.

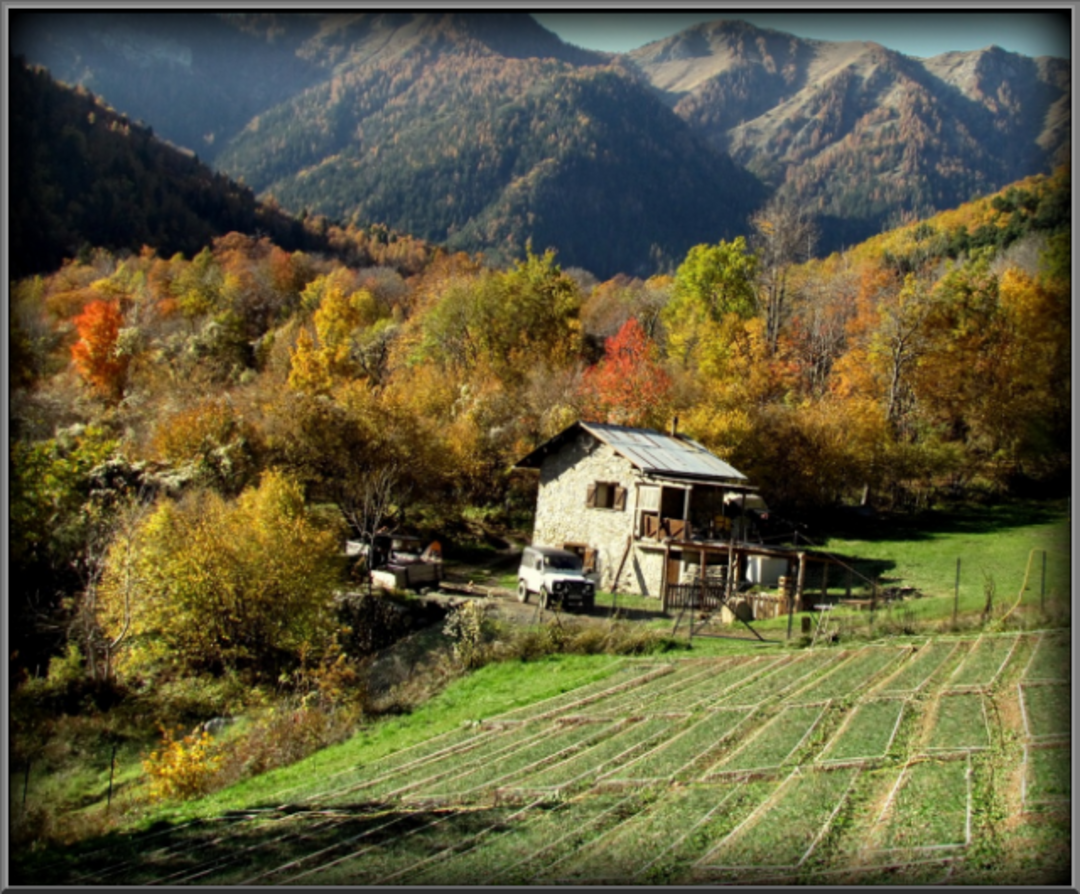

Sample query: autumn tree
[97,470,345,682]
[663,237,758,372]
[288,270,388,393]
[71,299,130,399]
[580,317,672,429]
[750,197,819,356]
[418,248,581,381]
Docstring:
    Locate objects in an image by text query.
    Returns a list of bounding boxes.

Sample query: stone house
[514,421,762,599]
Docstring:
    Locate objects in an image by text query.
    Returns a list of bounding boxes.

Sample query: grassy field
[15,622,1070,886]
[11,499,1071,885]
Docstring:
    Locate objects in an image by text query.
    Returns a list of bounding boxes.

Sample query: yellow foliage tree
[97,470,344,681]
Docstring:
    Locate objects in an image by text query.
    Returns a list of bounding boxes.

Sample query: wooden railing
[642,516,690,541]
[665,583,788,620]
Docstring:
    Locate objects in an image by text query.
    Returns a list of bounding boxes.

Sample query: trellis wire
[631,783,743,879]
[694,768,799,868]
[152,811,352,886]
[492,662,670,722]
[503,716,674,797]
[403,720,619,805]
[564,663,721,719]
[816,697,909,766]
[1020,741,1071,812]
[372,796,548,885]
[478,791,645,884]
[705,702,829,780]
[921,692,992,754]
[275,722,496,806]
[602,706,758,784]
[945,633,1020,692]
[695,766,862,872]
[865,754,973,858]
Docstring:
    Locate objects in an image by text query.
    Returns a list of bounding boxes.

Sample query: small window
[563,543,598,574]
[586,481,626,510]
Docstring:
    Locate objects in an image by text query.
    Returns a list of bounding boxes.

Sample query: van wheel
[517,580,529,603]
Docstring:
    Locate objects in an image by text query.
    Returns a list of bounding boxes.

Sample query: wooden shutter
[584,548,597,573]
[586,482,597,507]
[613,486,627,511]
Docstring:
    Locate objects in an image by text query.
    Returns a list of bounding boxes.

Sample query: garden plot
[1022,742,1071,809]
[1023,633,1071,682]
[877,640,961,695]
[566,662,719,719]
[264,803,530,886]
[406,720,616,802]
[543,782,744,883]
[87,812,342,886]
[712,650,841,708]
[318,722,555,805]
[784,646,905,704]
[705,703,827,777]
[695,766,861,876]
[604,708,754,783]
[946,634,1019,690]
[390,794,637,886]
[1019,682,1071,741]
[490,664,669,723]
[647,657,785,715]
[801,858,959,887]
[220,808,463,886]
[296,725,498,804]
[506,717,673,794]
[816,699,906,765]
[868,757,971,856]
[923,692,990,753]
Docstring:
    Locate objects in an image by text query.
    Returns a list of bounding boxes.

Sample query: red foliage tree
[71,299,128,399]
[580,317,672,429]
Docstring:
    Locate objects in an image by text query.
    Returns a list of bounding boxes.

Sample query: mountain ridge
[11,11,1069,274]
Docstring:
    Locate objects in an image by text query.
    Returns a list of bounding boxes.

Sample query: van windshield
[544,554,582,571]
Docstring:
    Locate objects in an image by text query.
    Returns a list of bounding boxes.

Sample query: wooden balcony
[641,515,690,541]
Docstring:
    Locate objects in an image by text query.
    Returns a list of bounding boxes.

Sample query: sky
[532,11,1072,60]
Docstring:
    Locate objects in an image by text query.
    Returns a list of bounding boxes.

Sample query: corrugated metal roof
[582,422,748,482]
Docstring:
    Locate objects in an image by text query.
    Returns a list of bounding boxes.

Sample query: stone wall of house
[533,438,653,594]
[626,545,665,598]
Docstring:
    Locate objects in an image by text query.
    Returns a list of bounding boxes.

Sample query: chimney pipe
[670,415,679,438]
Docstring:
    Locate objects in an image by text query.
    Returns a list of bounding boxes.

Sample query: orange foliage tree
[580,317,672,429]
[71,299,129,399]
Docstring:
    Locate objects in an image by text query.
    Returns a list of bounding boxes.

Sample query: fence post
[107,741,118,812]
[1041,550,1047,611]
[786,585,795,640]
[953,558,961,626]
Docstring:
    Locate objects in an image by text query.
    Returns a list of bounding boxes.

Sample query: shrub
[214,702,363,787]
[443,600,496,669]
[142,725,222,802]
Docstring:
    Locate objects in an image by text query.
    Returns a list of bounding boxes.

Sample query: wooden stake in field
[108,740,118,812]
[1041,550,1047,611]
[954,558,962,625]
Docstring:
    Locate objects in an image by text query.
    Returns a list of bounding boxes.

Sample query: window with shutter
[589,481,622,509]
[584,548,597,573]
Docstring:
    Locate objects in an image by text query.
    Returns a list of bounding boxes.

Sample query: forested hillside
[12,11,1069,272]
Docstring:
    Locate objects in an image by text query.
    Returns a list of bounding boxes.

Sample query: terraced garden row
[41,630,1070,885]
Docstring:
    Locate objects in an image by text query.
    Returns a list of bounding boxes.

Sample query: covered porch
[658,539,863,618]
[635,478,766,544]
